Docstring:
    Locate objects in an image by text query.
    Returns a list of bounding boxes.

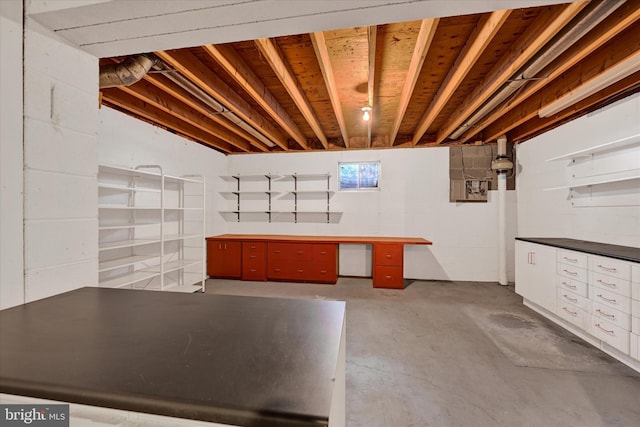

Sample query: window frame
[337,161,381,191]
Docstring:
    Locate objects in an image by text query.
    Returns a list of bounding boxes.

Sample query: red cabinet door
[207,240,241,278]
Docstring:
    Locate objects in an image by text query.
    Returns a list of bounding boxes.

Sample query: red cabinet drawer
[290,243,313,261]
[313,244,337,261]
[242,242,266,281]
[374,243,403,266]
[267,261,291,280]
[373,265,404,289]
[308,262,337,283]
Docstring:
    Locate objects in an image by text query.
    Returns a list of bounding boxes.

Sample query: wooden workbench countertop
[206,234,432,245]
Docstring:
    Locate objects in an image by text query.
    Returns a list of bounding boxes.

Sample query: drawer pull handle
[596,294,616,304]
[595,323,615,336]
[563,257,578,263]
[562,307,577,316]
[595,309,615,320]
[297,269,304,273]
[275,250,281,254]
[596,279,616,288]
[597,264,617,272]
[562,269,578,276]
[562,294,578,303]
[320,270,327,274]
[274,268,281,272]
[561,281,576,289]
[250,269,257,272]
[250,245,256,249]
[250,255,256,259]
[385,254,392,259]
[385,275,392,279]
[296,251,303,255]
[320,251,327,255]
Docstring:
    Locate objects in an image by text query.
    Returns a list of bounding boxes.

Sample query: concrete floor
[205,277,640,427]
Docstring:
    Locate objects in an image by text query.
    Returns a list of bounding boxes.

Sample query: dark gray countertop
[515,237,640,263]
[0,287,346,427]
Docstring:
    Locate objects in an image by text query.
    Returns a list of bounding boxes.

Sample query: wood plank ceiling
[99,0,640,155]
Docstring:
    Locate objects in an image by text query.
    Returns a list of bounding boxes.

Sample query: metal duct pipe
[449,0,626,140]
[492,135,511,286]
[99,55,156,89]
[156,62,276,148]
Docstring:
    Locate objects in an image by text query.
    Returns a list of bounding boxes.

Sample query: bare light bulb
[362,106,371,121]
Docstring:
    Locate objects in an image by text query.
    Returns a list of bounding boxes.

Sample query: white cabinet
[98,165,205,293]
[515,241,556,313]
[219,173,341,223]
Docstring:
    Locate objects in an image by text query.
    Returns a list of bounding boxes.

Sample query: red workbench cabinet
[373,243,404,289]
[207,240,242,278]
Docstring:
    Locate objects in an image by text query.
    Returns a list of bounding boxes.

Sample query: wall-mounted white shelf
[546,133,640,161]
[219,173,341,223]
[98,164,205,292]
[543,134,640,207]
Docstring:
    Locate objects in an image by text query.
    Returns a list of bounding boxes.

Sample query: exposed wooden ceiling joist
[310,31,350,148]
[411,10,511,145]
[155,49,291,151]
[202,44,310,150]
[366,25,377,148]
[389,18,439,147]
[255,38,329,149]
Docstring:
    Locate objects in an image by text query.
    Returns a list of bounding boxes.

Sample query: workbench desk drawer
[374,243,403,267]
[373,265,403,289]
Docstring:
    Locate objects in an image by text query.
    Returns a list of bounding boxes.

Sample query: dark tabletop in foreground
[516,237,640,263]
[0,287,346,427]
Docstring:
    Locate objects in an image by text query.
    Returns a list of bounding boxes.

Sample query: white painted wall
[517,93,640,247]
[0,0,25,309]
[225,148,518,282]
[21,15,99,304]
[97,108,227,236]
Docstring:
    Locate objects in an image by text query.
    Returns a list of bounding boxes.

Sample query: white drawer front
[557,250,587,269]
[557,288,589,311]
[589,255,631,281]
[631,333,639,360]
[591,272,631,298]
[592,301,631,330]
[557,276,588,297]
[591,316,630,354]
[557,303,589,330]
[590,285,631,313]
[557,264,587,283]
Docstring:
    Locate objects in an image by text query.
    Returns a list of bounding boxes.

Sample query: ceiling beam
[142,73,268,151]
[366,25,377,148]
[202,44,310,150]
[155,49,290,151]
[434,2,587,144]
[510,72,640,143]
[482,26,640,143]
[389,18,439,147]
[119,79,257,153]
[255,38,329,149]
[102,89,236,154]
[462,0,640,144]
[310,31,350,148]
[411,11,510,145]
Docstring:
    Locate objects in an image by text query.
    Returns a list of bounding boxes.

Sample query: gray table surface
[0,287,346,427]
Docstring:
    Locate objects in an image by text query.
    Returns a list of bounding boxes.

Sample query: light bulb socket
[361,106,372,121]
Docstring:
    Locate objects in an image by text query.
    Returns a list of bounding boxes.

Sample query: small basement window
[338,161,380,190]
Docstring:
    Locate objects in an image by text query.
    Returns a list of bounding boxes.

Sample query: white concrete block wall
[22,17,99,303]
[0,0,25,309]
[517,93,640,247]
[226,147,516,282]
